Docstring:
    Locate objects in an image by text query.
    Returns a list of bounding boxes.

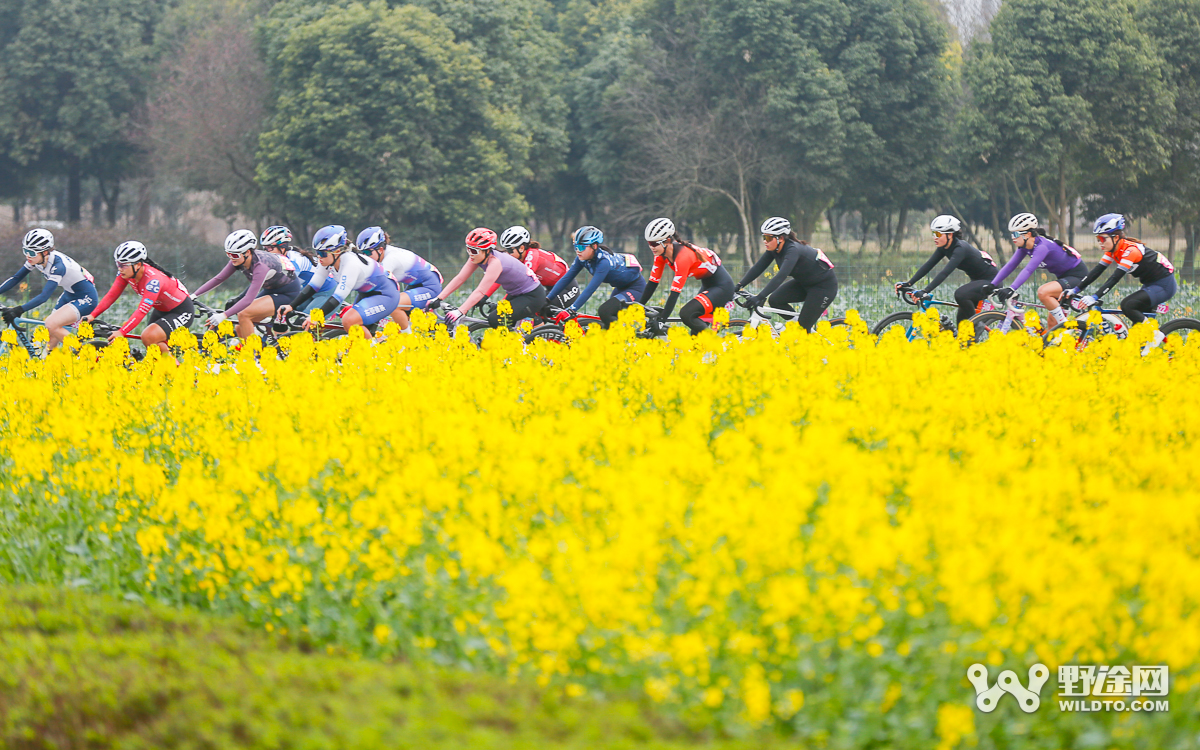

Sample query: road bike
[872,288,959,340]
[1042,297,1200,352]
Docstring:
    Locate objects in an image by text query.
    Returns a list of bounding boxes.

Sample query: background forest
[0,0,1198,276]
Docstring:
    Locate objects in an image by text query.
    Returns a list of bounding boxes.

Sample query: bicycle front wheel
[1160,317,1200,346]
[969,311,1015,344]
[524,323,569,345]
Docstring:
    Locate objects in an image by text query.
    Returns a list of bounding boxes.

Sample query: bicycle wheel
[1160,317,1200,346]
[524,323,569,345]
[1042,322,1093,351]
[467,322,491,347]
[969,311,1015,344]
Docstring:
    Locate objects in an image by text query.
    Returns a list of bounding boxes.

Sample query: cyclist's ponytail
[527,240,541,250]
[143,257,176,279]
[1034,228,1070,248]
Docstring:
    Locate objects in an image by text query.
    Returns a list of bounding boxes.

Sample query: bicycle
[730,291,844,338]
[872,288,959,340]
[969,295,1051,344]
[1,315,146,361]
[1042,296,1200,352]
[439,308,572,346]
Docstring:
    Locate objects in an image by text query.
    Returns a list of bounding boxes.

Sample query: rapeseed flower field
[0,311,1196,748]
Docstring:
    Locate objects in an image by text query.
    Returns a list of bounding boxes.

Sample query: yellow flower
[308,308,326,328]
[76,320,94,339]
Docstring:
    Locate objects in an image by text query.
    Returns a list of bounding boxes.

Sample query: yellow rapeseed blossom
[0,317,1197,739]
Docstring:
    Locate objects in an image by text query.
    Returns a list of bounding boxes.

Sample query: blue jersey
[286,250,337,293]
[549,249,645,310]
[308,253,396,302]
[0,250,97,310]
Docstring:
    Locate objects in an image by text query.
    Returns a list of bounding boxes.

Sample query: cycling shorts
[610,276,647,305]
[145,297,195,336]
[353,283,401,326]
[229,278,302,313]
[693,267,735,314]
[1055,261,1087,289]
[55,282,99,318]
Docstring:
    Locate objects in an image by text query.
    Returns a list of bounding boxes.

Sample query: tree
[0,0,161,223]
[961,0,1174,239]
[255,0,531,236]
[147,0,270,223]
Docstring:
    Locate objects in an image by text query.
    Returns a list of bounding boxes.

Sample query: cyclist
[494,226,578,314]
[895,215,997,328]
[425,227,544,329]
[639,218,735,335]
[978,213,1086,331]
[83,241,194,354]
[192,230,300,337]
[0,228,98,350]
[276,225,400,335]
[356,226,443,333]
[548,225,646,328]
[260,225,338,311]
[736,217,838,332]
[1066,213,1176,325]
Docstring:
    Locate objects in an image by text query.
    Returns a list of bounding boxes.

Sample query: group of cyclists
[0,208,1177,353]
[896,211,1177,336]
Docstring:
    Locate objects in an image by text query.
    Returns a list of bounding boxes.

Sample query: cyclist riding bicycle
[639,218,734,336]
[548,225,646,328]
[426,228,544,329]
[192,230,301,337]
[896,215,997,328]
[0,228,99,350]
[1066,213,1176,326]
[976,212,1086,331]
[491,226,578,315]
[736,217,838,332]
[83,241,194,354]
[356,227,443,333]
[276,225,401,334]
[260,225,338,312]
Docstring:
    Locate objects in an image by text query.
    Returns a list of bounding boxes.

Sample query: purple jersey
[992,236,1084,290]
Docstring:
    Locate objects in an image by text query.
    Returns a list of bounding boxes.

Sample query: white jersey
[28,250,94,291]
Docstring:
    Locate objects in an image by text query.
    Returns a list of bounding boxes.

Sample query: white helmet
[759,217,791,236]
[644,218,675,243]
[260,225,294,248]
[114,241,148,265]
[930,215,961,234]
[224,229,257,256]
[22,228,54,255]
[1007,213,1039,233]
[499,226,531,249]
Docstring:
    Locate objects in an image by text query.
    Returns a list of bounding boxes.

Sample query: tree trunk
[104,179,120,227]
[858,220,871,257]
[135,179,151,227]
[1068,199,1075,248]
[1167,217,1177,261]
[988,183,1007,264]
[67,159,82,224]
[1184,223,1196,281]
[826,209,841,251]
[890,204,909,253]
[1057,157,1068,239]
[12,200,21,225]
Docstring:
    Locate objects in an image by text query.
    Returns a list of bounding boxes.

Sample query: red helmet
[465,227,498,253]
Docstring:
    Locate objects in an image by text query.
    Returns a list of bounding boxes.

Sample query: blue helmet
[572,225,603,249]
[312,225,349,252]
[1092,213,1126,235]
[357,226,388,252]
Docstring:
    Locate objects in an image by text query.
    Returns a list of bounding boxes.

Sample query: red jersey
[649,245,722,292]
[486,248,569,295]
[92,265,191,335]
[1099,238,1174,283]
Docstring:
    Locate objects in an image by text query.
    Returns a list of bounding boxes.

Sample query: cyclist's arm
[659,253,697,317]
[1008,245,1050,290]
[223,262,269,317]
[0,265,31,296]
[457,256,502,313]
[639,256,667,304]
[757,247,800,298]
[22,278,61,310]
[1094,266,1129,297]
[90,276,128,319]
[566,258,607,311]
[192,261,235,297]
[736,252,773,289]
[118,283,164,336]
[482,281,500,297]
[989,251,1022,288]
[547,258,584,301]
[924,246,967,292]
[435,260,477,301]
[1075,257,1111,292]
[908,249,941,286]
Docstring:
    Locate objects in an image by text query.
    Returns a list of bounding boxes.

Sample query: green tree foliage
[961,0,1174,238]
[0,0,162,223]
[255,0,531,234]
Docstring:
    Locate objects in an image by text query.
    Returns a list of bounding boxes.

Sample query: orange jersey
[1100,238,1173,283]
[648,245,722,293]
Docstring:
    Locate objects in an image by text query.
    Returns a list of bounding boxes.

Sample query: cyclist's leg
[766,278,806,313]
[954,280,990,324]
[235,294,283,339]
[45,301,79,349]
[1038,280,1066,326]
[598,288,636,328]
[550,283,582,315]
[487,286,546,328]
[144,298,195,354]
[795,277,838,332]
[1122,275,1176,324]
[391,292,413,328]
[349,283,401,333]
[681,268,733,334]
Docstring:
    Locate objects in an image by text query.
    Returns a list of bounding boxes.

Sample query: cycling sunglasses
[466,245,489,256]
[931,231,946,239]
[1009,231,1026,239]
[22,248,42,258]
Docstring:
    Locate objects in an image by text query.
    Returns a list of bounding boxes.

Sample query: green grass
[0,585,780,749]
